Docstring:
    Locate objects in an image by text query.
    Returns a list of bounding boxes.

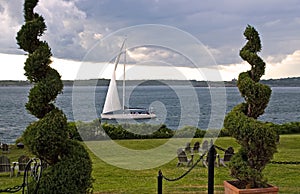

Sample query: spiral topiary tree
[16,0,93,193]
[224,25,279,189]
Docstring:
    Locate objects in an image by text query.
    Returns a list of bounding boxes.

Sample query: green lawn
[1,135,300,193]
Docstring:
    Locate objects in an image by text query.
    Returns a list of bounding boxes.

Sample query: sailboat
[101,40,156,120]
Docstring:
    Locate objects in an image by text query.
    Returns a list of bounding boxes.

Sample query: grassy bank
[1,135,299,193]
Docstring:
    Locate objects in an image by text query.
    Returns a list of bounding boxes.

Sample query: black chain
[0,158,42,193]
[214,145,227,152]
[270,161,300,165]
[0,185,24,193]
[162,152,207,182]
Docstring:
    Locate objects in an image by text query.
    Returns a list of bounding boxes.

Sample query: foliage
[37,141,93,194]
[76,121,175,140]
[67,122,83,141]
[224,25,279,188]
[277,122,300,134]
[74,120,300,141]
[22,108,68,164]
[74,121,237,140]
[16,0,92,192]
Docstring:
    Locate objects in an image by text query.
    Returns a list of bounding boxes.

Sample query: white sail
[102,70,122,114]
[102,40,126,114]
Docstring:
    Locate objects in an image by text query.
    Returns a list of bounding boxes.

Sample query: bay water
[1,86,299,144]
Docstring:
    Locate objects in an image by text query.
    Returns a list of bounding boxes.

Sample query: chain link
[162,152,207,182]
[0,158,42,193]
[270,161,300,165]
[0,185,24,193]
[214,145,226,152]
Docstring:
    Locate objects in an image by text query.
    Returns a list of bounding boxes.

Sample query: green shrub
[23,108,68,164]
[224,25,279,188]
[67,122,83,141]
[278,122,300,134]
[151,124,174,138]
[37,140,93,194]
[74,119,300,142]
[16,0,93,192]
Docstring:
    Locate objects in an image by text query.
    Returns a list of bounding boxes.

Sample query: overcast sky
[1,0,300,81]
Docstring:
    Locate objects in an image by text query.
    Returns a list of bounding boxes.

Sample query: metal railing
[157,141,300,194]
[0,158,42,194]
[157,141,216,194]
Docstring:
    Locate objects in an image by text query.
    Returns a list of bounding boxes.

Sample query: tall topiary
[224,25,279,188]
[16,0,93,193]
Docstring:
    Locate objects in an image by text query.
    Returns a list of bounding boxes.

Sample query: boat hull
[101,113,156,120]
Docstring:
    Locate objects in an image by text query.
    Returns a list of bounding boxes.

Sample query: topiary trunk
[224,25,279,188]
[16,0,93,193]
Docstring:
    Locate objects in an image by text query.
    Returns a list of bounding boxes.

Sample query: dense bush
[73,120,300,141]
[110,123,175,139]
[16,0,93,192]
[224,25,279,188]
[67,122,83,141]
[277,122,300,134]
[37,140,93,194]
[23,108,68,164]
[151,124,174,138]
[74,121,230,140]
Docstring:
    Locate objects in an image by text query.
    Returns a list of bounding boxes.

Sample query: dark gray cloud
[1,0,300,66]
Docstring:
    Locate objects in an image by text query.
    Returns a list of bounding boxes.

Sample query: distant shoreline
[0,77,300,87]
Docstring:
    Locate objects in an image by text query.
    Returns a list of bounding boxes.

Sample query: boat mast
[122,42,126,112]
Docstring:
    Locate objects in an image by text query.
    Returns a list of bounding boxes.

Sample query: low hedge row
[68,120,300,141]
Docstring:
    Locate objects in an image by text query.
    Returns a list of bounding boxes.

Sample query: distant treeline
[67,120,300,141]
[1,77,300,87]
[0,80,31,86]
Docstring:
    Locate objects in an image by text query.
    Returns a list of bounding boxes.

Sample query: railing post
[208,140,215,194]
[157,170,163,194]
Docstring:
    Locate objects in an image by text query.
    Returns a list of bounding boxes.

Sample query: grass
[1,134,300,193]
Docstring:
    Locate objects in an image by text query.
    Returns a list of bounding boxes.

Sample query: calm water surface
[0,86,299,144]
